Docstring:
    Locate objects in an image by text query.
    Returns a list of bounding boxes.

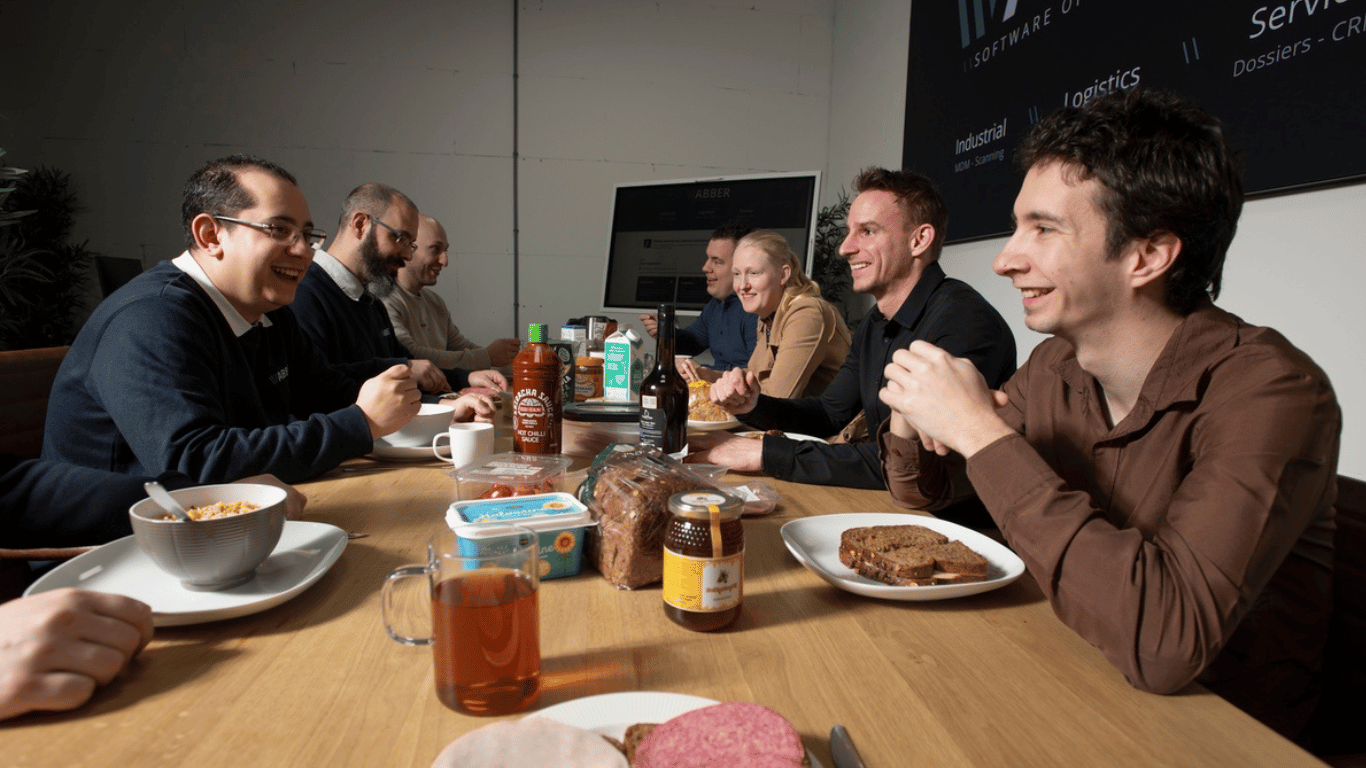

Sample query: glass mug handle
[381,565,433,646]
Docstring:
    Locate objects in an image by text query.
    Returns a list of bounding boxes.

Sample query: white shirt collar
[312,249,367,301]
[172,252,271,336]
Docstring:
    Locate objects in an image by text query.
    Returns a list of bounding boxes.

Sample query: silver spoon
[143,481,193,522]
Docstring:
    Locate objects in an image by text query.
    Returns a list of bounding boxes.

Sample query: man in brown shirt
[878,88,1339,742]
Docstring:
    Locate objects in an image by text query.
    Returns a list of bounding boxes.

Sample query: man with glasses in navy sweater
[43,156,421,484]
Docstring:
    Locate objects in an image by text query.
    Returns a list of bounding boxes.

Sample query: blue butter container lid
[447,492,593,532]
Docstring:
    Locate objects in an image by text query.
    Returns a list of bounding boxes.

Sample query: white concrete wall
[4,0,1362,476]
[514,0,835,335]
[2,0,834,345]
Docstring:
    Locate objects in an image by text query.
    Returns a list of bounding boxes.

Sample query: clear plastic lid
[451,452,574,499]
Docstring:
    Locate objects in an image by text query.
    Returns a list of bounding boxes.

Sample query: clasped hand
[879,341,1012,458]
[709,368,760,415]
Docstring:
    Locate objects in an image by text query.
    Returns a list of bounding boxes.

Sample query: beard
[360,227,400,299]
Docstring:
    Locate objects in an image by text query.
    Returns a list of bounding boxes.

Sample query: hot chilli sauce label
[513,387,559,453]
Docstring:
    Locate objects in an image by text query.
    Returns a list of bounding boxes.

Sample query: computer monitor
[601,171,821,314]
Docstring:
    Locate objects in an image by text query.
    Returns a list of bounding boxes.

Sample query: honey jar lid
[667,490,743,520]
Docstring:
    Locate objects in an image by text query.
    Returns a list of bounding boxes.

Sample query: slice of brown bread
[853,559,937,586]
[927,541,989,578]
[861,547,935,579]
[623,723,657,764]
[840,525,990,587]
[838,525,947,567]
[930,571,989,585]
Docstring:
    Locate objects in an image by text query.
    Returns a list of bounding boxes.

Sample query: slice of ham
[634,702,805,767]
[430,717,628,768]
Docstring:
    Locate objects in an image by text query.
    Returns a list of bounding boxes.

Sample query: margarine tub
[447,492,594,580]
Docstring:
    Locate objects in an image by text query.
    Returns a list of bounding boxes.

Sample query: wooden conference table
[4,436,1328,768]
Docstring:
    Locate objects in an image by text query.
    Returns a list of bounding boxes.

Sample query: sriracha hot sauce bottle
[639,303,687,455]
[512,323,562,454]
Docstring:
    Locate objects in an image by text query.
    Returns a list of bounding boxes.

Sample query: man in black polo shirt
[692,168,1016,492]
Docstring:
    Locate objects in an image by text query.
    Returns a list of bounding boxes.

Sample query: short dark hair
[711,220,755,243]
[1016,88,1243,314]
[338,183,417,231]
[181,155,298,250]
[852,167,949,260]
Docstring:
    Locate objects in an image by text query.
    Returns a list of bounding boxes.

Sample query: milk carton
[603,326,643,401]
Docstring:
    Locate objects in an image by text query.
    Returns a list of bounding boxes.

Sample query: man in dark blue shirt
[694,168,1016,491]
[291,184,506,395]
[43,156,422,483]
[638,222,757,379]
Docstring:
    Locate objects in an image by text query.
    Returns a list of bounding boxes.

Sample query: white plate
[368,437,439,461]
[737,430,829,444]
[687,418,741,432]
[24,521,348,626]
[533,692,823,768]
[780,513,1025,601]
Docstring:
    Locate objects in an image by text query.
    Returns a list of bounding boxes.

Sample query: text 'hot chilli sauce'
[662,490,744,631]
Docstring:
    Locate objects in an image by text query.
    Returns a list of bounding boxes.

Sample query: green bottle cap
[526,323,548,343]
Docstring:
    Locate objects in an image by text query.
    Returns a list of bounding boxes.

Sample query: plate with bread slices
[780,513,1025,601]
[687,417,742,432]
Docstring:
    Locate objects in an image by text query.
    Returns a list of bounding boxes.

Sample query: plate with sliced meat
[534,692,822,767]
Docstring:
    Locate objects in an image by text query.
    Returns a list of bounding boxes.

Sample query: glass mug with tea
[381,523,541,715]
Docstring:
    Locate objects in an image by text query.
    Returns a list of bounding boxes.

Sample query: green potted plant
[0,151,100,350]
[810,188,864,327]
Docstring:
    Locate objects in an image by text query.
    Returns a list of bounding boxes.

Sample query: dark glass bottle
[639,303,687,454]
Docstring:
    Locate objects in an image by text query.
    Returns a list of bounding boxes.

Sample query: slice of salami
[634,702,805,767]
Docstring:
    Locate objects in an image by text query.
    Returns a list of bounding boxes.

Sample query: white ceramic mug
[432,422,496,467]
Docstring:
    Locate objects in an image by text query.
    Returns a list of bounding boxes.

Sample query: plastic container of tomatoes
[450,452,575,501]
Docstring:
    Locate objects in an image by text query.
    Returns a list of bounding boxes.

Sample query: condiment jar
[574,356,604,401]
[662,490,744,631]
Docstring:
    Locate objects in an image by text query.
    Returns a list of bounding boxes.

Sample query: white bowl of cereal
[129,483,288,591]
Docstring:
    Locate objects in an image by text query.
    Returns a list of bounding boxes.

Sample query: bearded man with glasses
[43,155,423,483]
[289,183,507,399]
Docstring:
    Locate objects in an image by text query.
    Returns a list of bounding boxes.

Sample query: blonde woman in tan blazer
[728,230,851,399]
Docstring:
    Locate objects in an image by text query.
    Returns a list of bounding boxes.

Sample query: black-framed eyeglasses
[368,214,417,252]
[213,216,326,248]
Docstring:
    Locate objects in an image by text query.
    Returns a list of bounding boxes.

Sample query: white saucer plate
[736,430,828,444]
[780,512,1025,601]
[368,437,440,461]
[25,521,349,626]
[533,691,822,767]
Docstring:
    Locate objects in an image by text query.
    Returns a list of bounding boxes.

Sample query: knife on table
[830,724,867,768]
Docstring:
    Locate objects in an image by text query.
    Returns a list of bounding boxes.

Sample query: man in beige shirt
[382,215,520,371]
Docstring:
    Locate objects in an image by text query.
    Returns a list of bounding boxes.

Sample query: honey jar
[662,490,744,631]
